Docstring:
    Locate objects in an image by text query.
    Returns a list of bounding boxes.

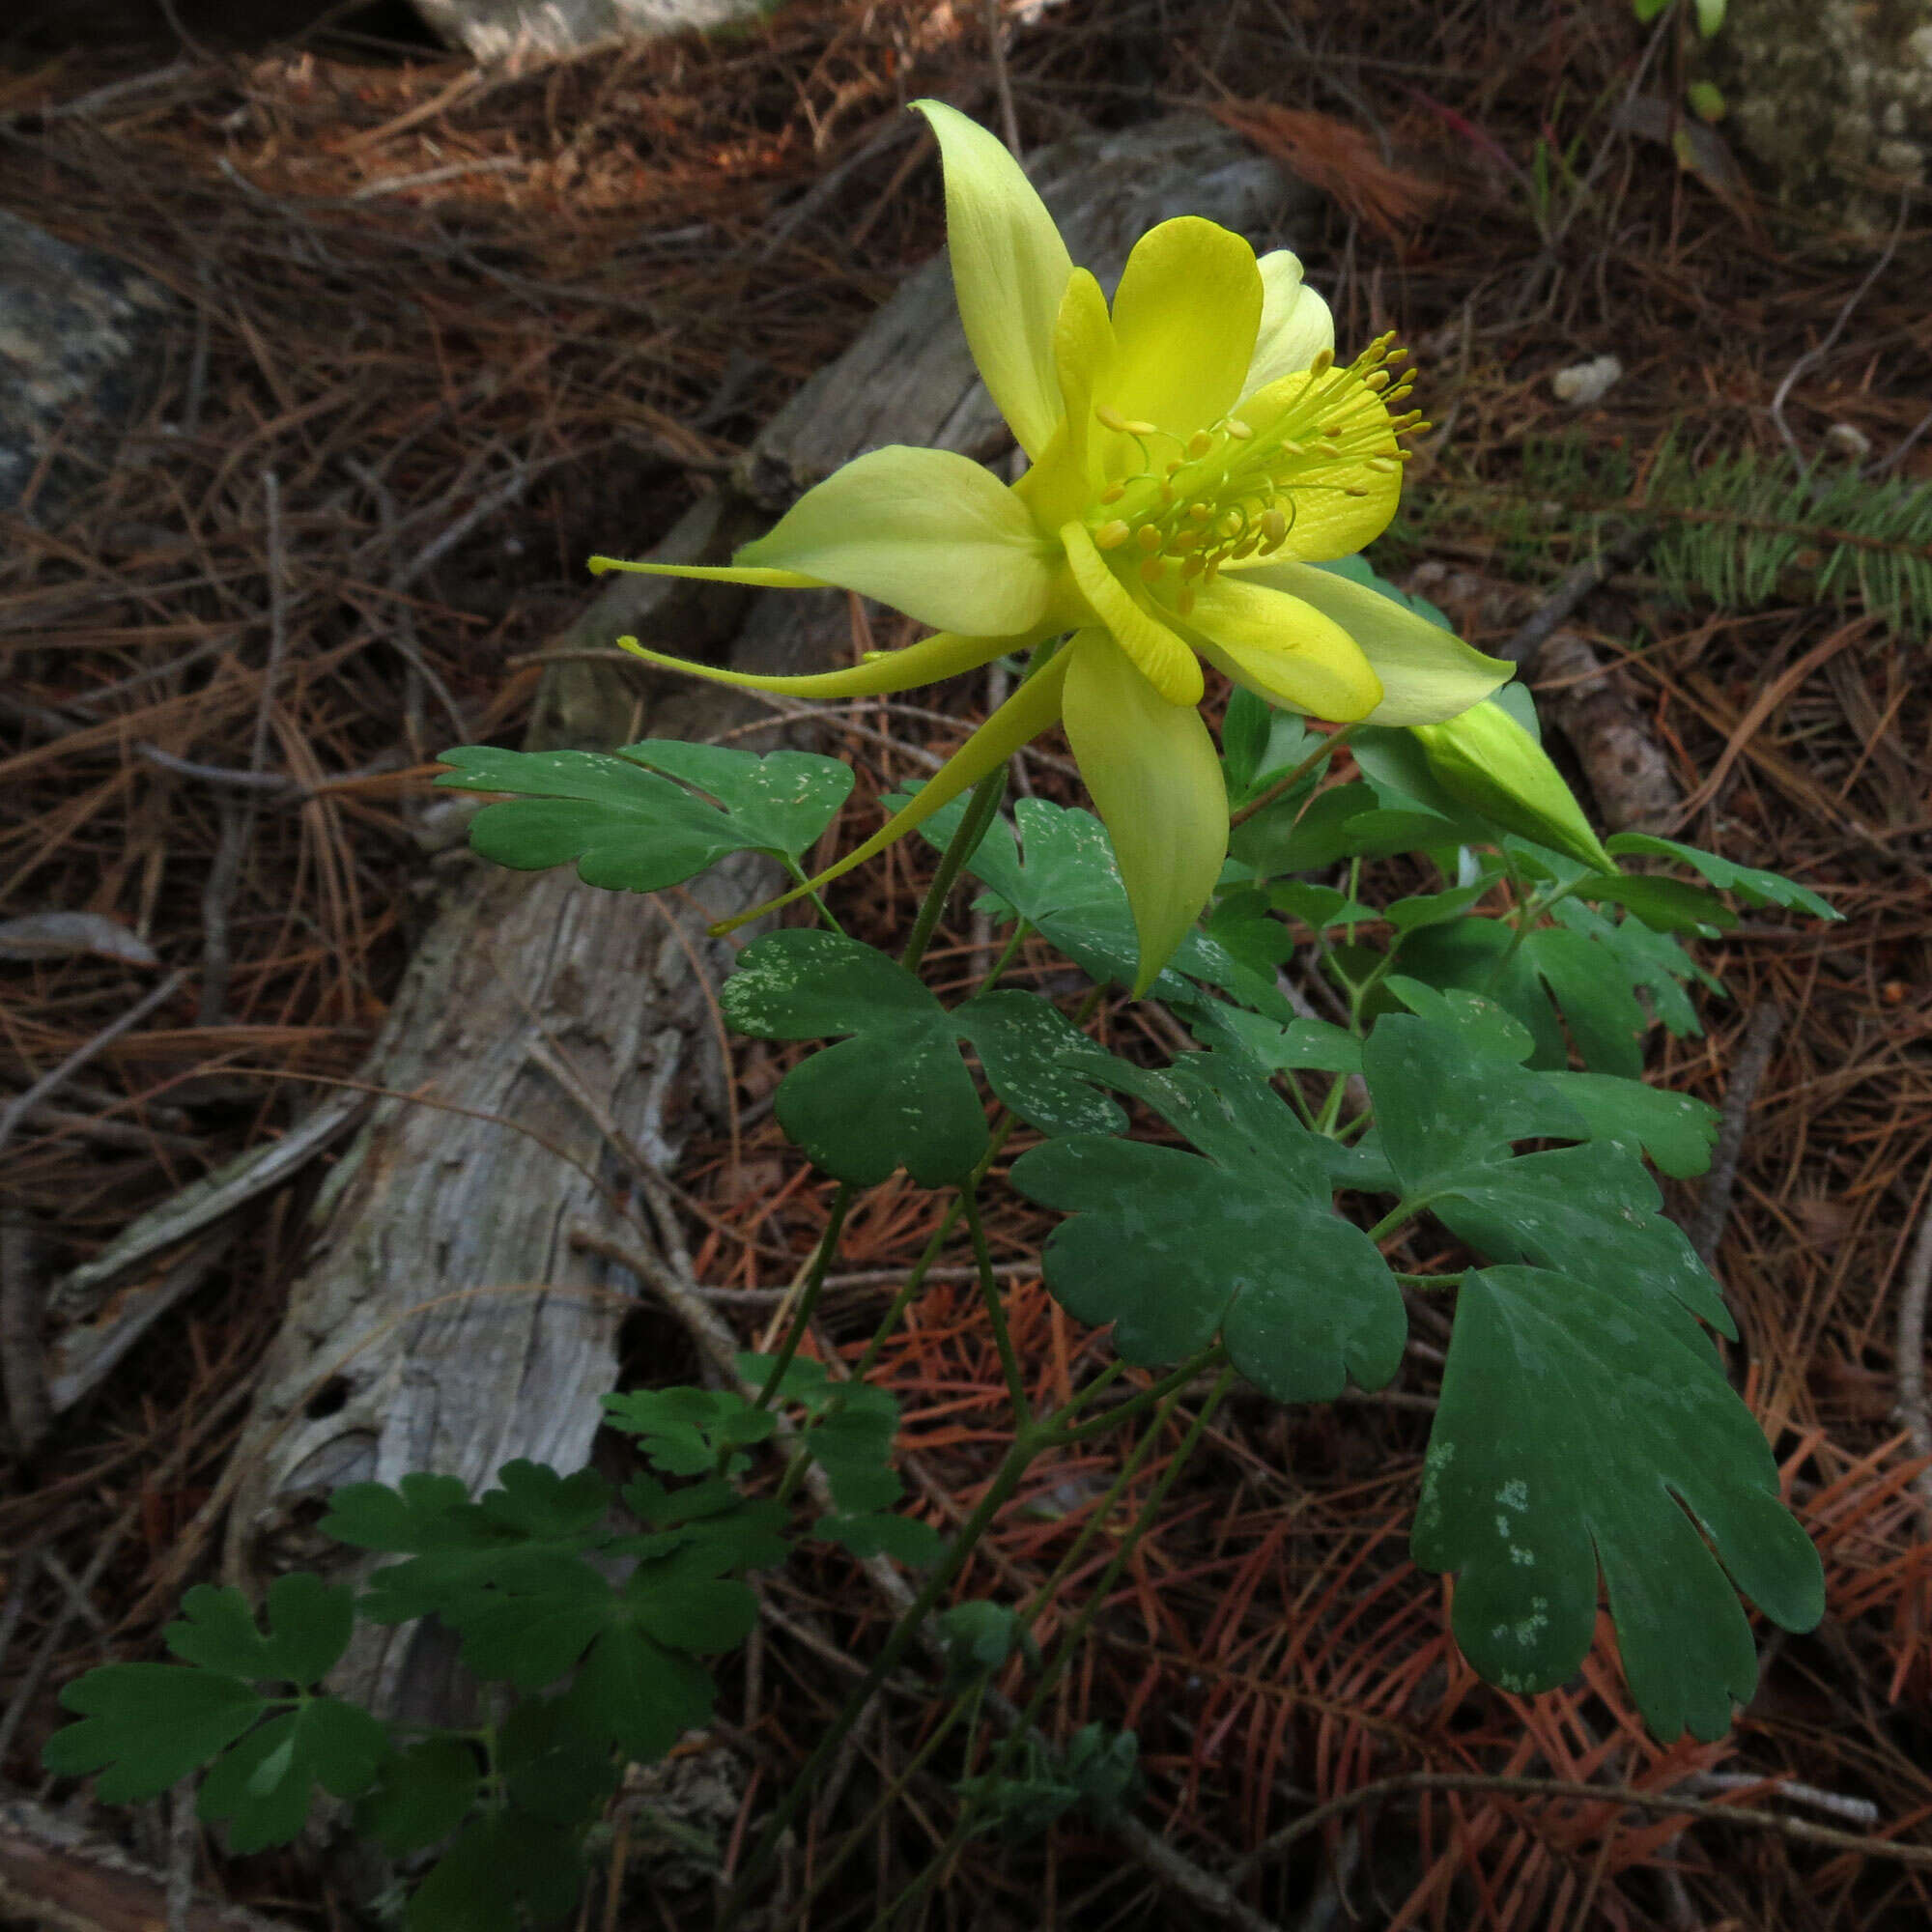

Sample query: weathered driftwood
[218,114,1309,1725]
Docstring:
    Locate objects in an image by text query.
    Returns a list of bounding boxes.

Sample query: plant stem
[868,1365,1236,1930]
[963,1183,1030,1423]
[901,766,1007,975]
[753,1182,853,1410]
[716,1424,1054,1923]
[1227,721,1360,828]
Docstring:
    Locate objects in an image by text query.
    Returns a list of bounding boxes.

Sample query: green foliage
[955,1724,1141,1839]
[906,792,1292,1019]
[1010,1050,1406,1403]
[1606,832,1839,921]
[739,1351,945,1564]
[722,928,1124,1186]
[1413,1264,1822,1741]
[434,740,853,891]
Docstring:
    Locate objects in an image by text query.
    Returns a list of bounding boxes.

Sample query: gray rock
[411,0,764,59]
[1708,0,1932,236]
[0,211,169,519]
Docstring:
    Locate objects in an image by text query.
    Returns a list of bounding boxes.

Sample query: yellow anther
[1099,484,1126,503]
[1180,554,1205,580]
[1094,520,1133,550]
[1344,485,1369,497]
[1218,511,1243,538]
[1095,405,1127,432]
[1225,418,1253,440]
[1160,482,1176,502]
[1164,459,1184,477]
[1310,348,1334,375]
[1187,501,1213,524]
[1231,534,1261,560]
[1138,556,1167,584]
[1322,423,1346,438]
[1135,524,1163,553]
[1186,430,1215,458]
[1365,370,1391,391]
[1125,419,1160,438]
[1280,440,1307,457]
[1260,508,1288,549]
[1177,586,1196,616]
[1366,456,1398,473]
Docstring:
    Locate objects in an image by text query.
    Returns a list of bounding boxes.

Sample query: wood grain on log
[217,115,1310,1730]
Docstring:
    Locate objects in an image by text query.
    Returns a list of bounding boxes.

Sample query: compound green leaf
[407,1813,583,1932]
[724,931,1125,1181]
[1010,1052,1405,1401]
[564,1625,715,1761]
[1363,1013,1730,1335]
[1413,1264,1824,1741]
[1190,1003,1362,1074]
[199,1696,389,1853]
[1605,832,1839,922]
[912,794,1290,1016]
[435,741,853,893]
[162,1575,354,1689]
[44,1665,265,1802]
[723,930,986,1184]
[1552,1072,1719,1180]
[817,1510,945,1566]
[357,1736,481,1855]
[1386,980,1719,1179]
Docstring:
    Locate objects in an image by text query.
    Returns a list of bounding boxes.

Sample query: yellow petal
[1241,249,1334,396]
[713,649,1073,934]
[590,555,825,591]
[1060,631,1227,997]
[1103,217,1264,439]
[731,444,1055,636]
[1014,268,1115,532]
[1187,575,1383,722]
[1238,560,1512,724]
[616,627,1021,701]
[1059,520,1204,706]
[914,99,1073,463]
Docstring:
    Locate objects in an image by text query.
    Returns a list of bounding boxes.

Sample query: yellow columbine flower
[592,99,1510,992]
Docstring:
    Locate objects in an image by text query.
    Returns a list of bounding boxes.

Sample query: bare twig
[1230,1771,1932,1880]
[0,969,187,1159]
[1688,1003,1784,1268]
[1893,1183,1932,1524]
[1496,526,1655,668]
[0,1210,52,1456]
[1769,188,1910,464]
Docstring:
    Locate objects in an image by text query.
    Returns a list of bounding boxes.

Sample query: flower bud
[1411,700,1614,873]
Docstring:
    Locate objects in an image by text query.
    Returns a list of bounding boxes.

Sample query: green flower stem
[963,1182,1030,1424]
[1227,721,1361,829]
[1049,1344,1228,1447]
[753,1182,854,1411]
[718,1423,1056,1920]
[1395,1270,1463,1291]
[1366,1199,1425,1245]
[901,765,1008,975]
[869,1365,1237,1931]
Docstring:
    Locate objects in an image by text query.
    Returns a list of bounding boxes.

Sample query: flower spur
[591,99,1511,991]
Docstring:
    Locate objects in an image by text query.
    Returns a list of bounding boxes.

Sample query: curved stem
[753,1182,853,1410]
[964,1183,1030,1424]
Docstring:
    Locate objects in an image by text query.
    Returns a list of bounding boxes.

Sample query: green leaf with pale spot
[198,1696,390,1854]
[1413,1264,1823,1742]
[722,930,1122,1186]
[1605,833,1839,922]
[1362,1012,1729,1334]
[435,740,853,892]
[1009,1051,1405,1402]
[1385,980,1719,1179]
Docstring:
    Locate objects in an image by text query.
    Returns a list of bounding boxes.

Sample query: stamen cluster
[1085,334,1427,616]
